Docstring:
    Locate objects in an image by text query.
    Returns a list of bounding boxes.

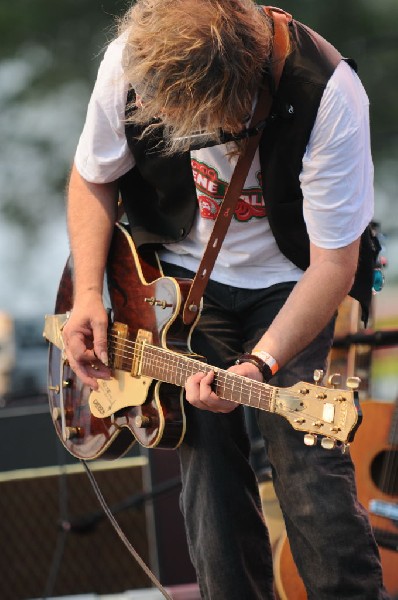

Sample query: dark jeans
[162,263,388,600]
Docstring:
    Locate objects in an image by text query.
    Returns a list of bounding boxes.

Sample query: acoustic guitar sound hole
[371,450,398,495]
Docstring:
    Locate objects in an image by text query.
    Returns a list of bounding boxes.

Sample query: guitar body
[48,223,198,460]
[273,400,398,599]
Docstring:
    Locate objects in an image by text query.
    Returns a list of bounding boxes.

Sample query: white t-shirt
[75,35,374,289]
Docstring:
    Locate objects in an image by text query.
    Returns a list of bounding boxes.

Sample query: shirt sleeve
[74,33,135,183]
[300,60,374,249]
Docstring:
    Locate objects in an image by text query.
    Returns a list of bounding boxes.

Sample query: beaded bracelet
[235,353,273,382]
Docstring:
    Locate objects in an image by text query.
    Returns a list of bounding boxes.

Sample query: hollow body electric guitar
[44,223,362,461]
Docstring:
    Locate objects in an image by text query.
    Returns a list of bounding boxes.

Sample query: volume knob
[135,415,152,428]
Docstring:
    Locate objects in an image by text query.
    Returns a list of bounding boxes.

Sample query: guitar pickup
[131,329,153,377]
[109,324,154,376]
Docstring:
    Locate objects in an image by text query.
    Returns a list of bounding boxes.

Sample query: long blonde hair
[119,0,273,154]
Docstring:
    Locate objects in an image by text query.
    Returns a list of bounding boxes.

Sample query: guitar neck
[106,328,361,446]
[141,344,274,412]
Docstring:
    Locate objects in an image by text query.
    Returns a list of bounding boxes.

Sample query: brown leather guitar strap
[183,7,292,325]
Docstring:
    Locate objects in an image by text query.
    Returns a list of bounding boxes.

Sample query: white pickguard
[89,369,153,418]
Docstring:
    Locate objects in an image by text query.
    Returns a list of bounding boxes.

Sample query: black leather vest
[119,19,378,323]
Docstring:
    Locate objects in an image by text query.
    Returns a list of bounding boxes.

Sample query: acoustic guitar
[351,399,398,596]
[272,287,398,598]
[44,222,363,461]
[273,399,398,599]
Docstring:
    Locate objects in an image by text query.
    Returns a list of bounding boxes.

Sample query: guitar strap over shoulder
[182,7,292,325]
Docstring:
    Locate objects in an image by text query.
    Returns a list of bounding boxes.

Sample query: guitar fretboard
[140,345,274,412]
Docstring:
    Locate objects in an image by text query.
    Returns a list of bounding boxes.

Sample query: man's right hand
[62,294,111,389]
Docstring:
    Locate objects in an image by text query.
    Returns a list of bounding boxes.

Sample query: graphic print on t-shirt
[191,158,266,222]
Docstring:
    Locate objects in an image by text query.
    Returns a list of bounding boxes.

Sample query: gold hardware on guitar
[328,373,341,388]
[63,426,81,441]
[135,415,152,428]
[313,369,324,384]
[320,438,336,450]
[346,376,361,390]
[303,433,317,446]
[144,296,172,309]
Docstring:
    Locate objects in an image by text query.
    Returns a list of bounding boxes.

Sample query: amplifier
[0,457,151,600]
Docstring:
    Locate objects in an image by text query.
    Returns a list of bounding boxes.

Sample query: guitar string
[107,335,346,423]
[104,334,351,435]
[378,402,398,506]
[108,336,272,411]
[366,404,398,544]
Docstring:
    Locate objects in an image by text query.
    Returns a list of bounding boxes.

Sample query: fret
[241,378,250,406]
[253,381,262,409]
[247,379,256,408]
[236,373,245,405]
[174,360,185,388]
[229,371,237,404]
[215,371,227,399]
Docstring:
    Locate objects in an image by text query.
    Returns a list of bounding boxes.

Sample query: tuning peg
[321,437,336,450]
[304,433,317,446]
[313,370,324,385]
[346,376,361,390]
[328,373,341,389]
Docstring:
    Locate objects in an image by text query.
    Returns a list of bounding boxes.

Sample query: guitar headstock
[273,371,362,450]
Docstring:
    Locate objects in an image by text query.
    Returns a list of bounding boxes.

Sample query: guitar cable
[81,459,174,600]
